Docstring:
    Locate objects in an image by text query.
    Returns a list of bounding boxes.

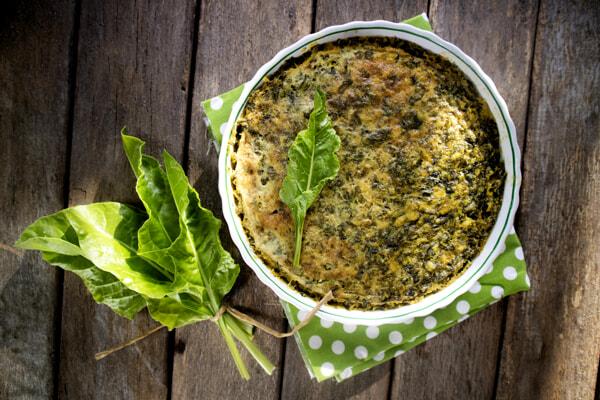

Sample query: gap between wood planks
[168,0,203,399]
[54,0,82,399]
[490,1,541,398]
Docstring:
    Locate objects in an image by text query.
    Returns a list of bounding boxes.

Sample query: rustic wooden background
[1,0,598,399]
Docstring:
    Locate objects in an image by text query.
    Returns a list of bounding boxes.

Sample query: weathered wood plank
[496,1,600,398]
[315,0,428,25]
[0,1,74,398]
[171,1,312,398]
[389,2,539,399]
[278,2,426,400]
[59,1,196,398]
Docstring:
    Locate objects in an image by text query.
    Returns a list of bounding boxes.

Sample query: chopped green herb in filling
[231,37,505,310]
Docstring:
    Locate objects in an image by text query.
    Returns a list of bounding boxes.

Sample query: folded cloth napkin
[202,13,529,382]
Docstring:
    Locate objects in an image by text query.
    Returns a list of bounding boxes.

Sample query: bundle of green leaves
[15,131,273,379]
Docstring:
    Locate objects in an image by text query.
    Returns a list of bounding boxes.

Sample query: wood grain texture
[59,1,195,398]
[314,0,428,29]
[2,1,600,398]
[0,1,74,398]
[390,2,539,399]
[279,2,427,400]
[496,0,600,398]
[171,1,312,399]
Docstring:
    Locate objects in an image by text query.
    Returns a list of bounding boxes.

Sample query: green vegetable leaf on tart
[279,89,341,269]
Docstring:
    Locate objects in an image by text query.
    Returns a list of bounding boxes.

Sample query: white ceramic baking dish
[218,20,521,326]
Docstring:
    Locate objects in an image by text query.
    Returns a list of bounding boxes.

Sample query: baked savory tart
[231,37,505,310]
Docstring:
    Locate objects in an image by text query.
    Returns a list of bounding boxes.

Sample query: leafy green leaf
[17,203,177,295]
[122,131,180,270]
[15,205,147,319]
[162,151,239,310]
[279,89,341,267]
[146,293,211,329]
[46,252,147,319]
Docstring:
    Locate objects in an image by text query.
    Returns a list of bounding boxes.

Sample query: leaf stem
[293,218,304,268]
[216,317,250,380]
[224,313,275,375]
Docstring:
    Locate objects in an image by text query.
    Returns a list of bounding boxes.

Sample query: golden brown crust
[231,37,505,310]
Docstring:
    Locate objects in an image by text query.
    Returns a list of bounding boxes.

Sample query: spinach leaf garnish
[280,89,341,268]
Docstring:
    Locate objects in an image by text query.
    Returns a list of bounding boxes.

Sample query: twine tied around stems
[95,291,334,360]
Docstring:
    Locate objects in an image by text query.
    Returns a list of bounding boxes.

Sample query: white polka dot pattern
[469,281,482,293]
[340,367,353,380]
[219,122,229,137]
[389,331,402,345]
[514,247,524,260]
[331,340,345,355]
[320,318,334,328]
[503,266,517,280]
[366,326,379,339]
[209,96,223,110]
[456,300,470,314]
[320,362,335,377]
[491,286,504,299]
[423,316,437,330]
[308,335,322,350]
[297,310,308,321]
[354,346,368,360]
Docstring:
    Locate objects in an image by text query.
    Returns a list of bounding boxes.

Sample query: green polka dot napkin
[281,230,528,381]
[201,14,529,382]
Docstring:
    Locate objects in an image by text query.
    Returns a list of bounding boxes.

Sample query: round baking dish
[218,20,521,326]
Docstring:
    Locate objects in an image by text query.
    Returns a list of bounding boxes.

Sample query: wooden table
[1,1,598,399]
